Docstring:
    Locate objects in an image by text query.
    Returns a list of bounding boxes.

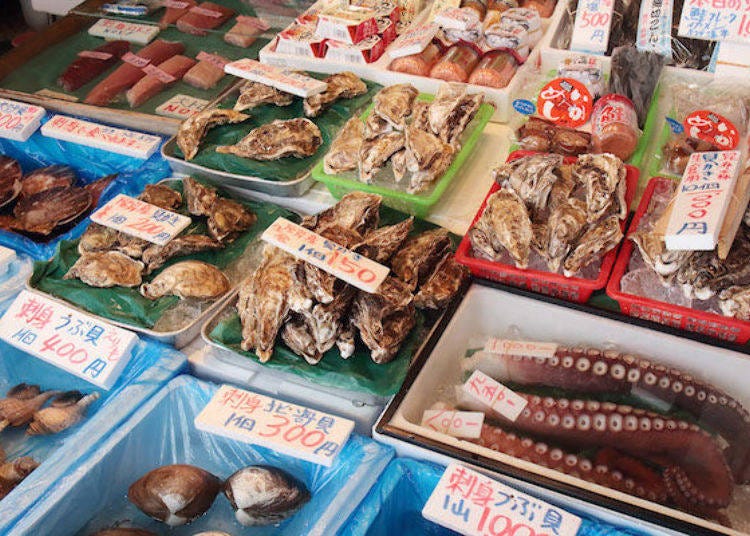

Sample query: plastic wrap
[0,324,186,533]
[10,375,394,536]
[609,45,664,128]
[0,113,171,260]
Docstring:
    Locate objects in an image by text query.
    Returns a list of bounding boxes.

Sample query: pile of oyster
[324,83,484,194]
[65,178,254,302]
[469,153,628,277]
[239,192,469,365]
[177,71,367,162]
[0,156,114,237]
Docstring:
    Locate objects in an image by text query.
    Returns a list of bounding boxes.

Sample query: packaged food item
[521,0,556,17]
[467,49,518,88]
[591,94,639,161]
[275,22,327,57]
[501,7,542,45]
[429,43,481,82]
[325,35,386,64]
[315,5,379,44]
[389,42,442,76]
[484,17,530,57]
[557,55,605,99]
[610,45,664,128]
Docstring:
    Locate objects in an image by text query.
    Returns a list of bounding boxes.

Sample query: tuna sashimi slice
[84,39,185,106]
[58,41,130,92]
[224,18,265,48]
[176,2,235,36]
[182,53,227,90]
[126,55,197,108]
[159,0,197,28]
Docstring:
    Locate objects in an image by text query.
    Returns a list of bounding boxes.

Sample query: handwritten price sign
[262,217,389,294]
[463,370,527,422]
[571,0,615,54]
[678,0,750,44]
[423,463,582,536]
[224,59,327,97]
[155,94,209,119]
[484,338,558,358]
[91,194,191,246]
[0,98,44,142]
[421,409,484,438]
[195,385,355,466]
[88,18,160,45]
[0,291,137,389]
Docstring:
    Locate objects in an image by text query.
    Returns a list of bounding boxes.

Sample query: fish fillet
[176,2,234,36]
[159,0,196,28]
[183,54,227,90]
[84,39,185,106]
[224,18,264,47]
[58,41,130,92]
[126,55,197,108]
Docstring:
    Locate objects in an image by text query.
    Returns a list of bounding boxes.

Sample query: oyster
[177,108,249,161]
[0,457,38,500]
[302,191,381,235]
[223,466,310,526]
[27,391,100,435]
[128,464,221,526]
[405,123,446,172]
[0,156,21,208]
[183,177,217,217]
[428,84,483,146]
[138,183,182,211]
[0,390,58,432]
[359,131,404,183]
[548,164,577,210]
[720,286,750,319]
[303,225,362,304]
[469,189,533,268]
[216,118,322,160]
[411,100,431,131]
[141,235,223,273]
[324,117,364,174]
[20,165,75,198]
[573,153,627,222]
[64,251,144,287]
[363,112,392,140]
[234,80,294,112]
[493,154,562,216]
[531,222,548,257]
[630,229,692,281]
[391,149,407,182]
[408,142,453,194]
[676,230,750,299]
[545,198,587,272]
[208,198,256,243]
[12,186,92,235]
[372,84,418,129]
[303,71,367,117]
[413,254,469,309]
[391,229,452,289]
[140,260,229,299]
[563,215,623,277]
[356,218,414,263]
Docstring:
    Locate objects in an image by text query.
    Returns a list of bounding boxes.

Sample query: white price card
[570,0,615,54]
[224,59,327,98]
[678,0,750,44]
[262,217,389,294]
[88,18,160,45]
[421,409,484,438]
[422,463,582,536]
[155,94,209,119]
[91,194,191,246]
[0,290,137,389]
[462,370,527,422]
[195,384,355,467]
[484,338,558,358]
[0,98,44,142]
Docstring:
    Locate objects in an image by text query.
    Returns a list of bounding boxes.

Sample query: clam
[128,464,221,526]
[0,456,39,499]
[223,466,310,526]
[0,388,58,432]
[27,391,100,435]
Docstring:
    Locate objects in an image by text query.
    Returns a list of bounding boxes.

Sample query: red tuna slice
[84,39,186,106]
[159,0,197,28]
[176,2,235,36]
[126,54,197,108]
[58,40,130,92]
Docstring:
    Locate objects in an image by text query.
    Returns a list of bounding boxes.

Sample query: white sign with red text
[570,0,615,54]
[388,23,439,58]
[484,338,558,358]
[0,291,137,389]
[224,59,326,97]
[421,409,484,438]
[195,384,355,466]
[0,98,44,141]
[88,18,160,44]
[155,94,209,119]
[462,370,528,422]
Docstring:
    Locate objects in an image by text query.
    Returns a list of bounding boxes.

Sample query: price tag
[262,217,389,294]
[462,370,527,422]
[190,5,223,17]
[678,0,750,44]
[636,0,673,57]
[195,385,355,466]
[683,110,740,150]
[665,151,742,251]
[78,50,114,60]
[536,78,593,128]
[0,98,44,142]
[422,463,582,536]
[421,409,484,438]
[41,114,161,159]
[88,18,160,45]
[388,23,439,58]
[121,51,151,69]
[0,290,137,389]
[224,59,327,97]
[570,0,614,54]
[142,63,177,84]
[196,51,228,70]
[91,194,191,246]
[163,0,189,7]
[484,338,558,358]
[155,94,208,119]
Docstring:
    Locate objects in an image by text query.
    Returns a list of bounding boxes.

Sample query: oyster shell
[27,391,100,435]
[324,117,364,174]
[428,84,483,146]
[303,225,362,304]
[223,466,310,526]
[140,260,229,299]
[411,100,431,131]
[12,186,92,235]
[356,218,414,263]
[141,235,223,273]
[372,84,419,129]
[391,228,452,289]
[64,251,144,287]
[408,141,453,194]
[469,189,533,268]
[20,165,75,198]
[548,164,577,210]
[0,390,58,431]
[573,153,627,222]
[563,215,623,277]
[493,154,562,216]
[630,228,692,281]
[302,191,381,235]
[0,156,21,209]
[234,80,294,112]
[208,198,256,243]
[183,177,218,217]
[177,108,249,161]
[405,123,446,173]
[358,131,404,183]
[545,197,588,272]
[303,71,367,117]
[676,230,750,300]
[138,183,182,211]
[720,285,750,319]
[128,464,221,526]
[216,118,322,160]
[391,149,407,182]
[363,112,392,140]
[413,253,469,309]
[0,456,38,500]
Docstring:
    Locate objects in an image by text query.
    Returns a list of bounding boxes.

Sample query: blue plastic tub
[0,114,171,259]
[340,459,650,536]
[0,330,186,533]
[11,375,394,536]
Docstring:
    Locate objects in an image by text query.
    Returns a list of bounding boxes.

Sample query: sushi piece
[126,55,197,108]
[183,52,227,90]
[159,0,196,28]
[176,2,234,36]
[224,16,268,48]
[58,41,130,92]
[84,39,185,106]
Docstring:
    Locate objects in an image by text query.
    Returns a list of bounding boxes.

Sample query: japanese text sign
[536,78,593,128]
[0,98,44,142]
[678,0,750,43]
[195,385,355,466]
[224,59,327,98]
[570,0,615,54]
[262,217,389,294]
[463,371,527,422]
[683,110,740,150]
[155,94,208,119]
[88,18,160,45]
[665,151,742,251]
[485,338,558,358]
[422,463,582,536]
[91,194,191,246]
[421,409,484,438]
[0,290,137,389]
[637,0,674,57]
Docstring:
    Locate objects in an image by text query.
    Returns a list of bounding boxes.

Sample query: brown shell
[0,391,57,428]
[139,183,182,211]
[0,156,22,209]
[84,174,117,205]
[208,198,256,243]
[20,165,76,198]
[27,392,99,435]
[183,177,218,216]
[12,187,92,235]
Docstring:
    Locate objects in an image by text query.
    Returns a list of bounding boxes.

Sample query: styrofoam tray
[376,282,750,536]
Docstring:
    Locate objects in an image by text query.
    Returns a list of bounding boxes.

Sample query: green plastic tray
[311,95,495,219]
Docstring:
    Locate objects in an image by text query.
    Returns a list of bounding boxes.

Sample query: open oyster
[64,251,144,287]
[20,165,75,199]
[141,235,223,273]
[324,117,364,175]
[563,215,622,277]
[177,108,249,161]
[494,154,563,216]
[545,198,587,272]
[234,80,294,112]
[140,260,229,299]
[12,186,91,235]
[469,189,533,268]
[216,118,322,160]
[138,183,182,211]
[371,84,419,129]
[573,153,627,222]
[303,71,367,117]
[0,156,21,208]
[391,228,452,290]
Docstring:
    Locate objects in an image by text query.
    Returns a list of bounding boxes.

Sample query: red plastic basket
[455,151,639,304]
[606,177,750,344]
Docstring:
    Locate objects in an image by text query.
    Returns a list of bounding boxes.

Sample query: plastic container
[10,375,394,536]
[591,94,639,162]
[0,329,186,533]
[312,95,495,218]
[607,177,750,344]
[455,150,638,303]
